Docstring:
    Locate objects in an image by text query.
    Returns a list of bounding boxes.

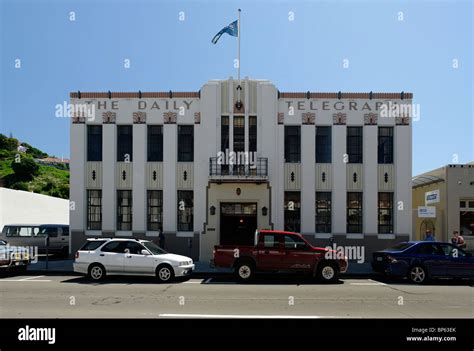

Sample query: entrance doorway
[220,203,257,246]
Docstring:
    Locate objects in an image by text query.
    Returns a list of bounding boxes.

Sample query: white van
[0,224,69,257]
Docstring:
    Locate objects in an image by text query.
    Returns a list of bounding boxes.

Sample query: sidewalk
[27,259,374,276]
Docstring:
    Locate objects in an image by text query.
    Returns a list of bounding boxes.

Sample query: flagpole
[238,8,241,83]
[237,8,241,106]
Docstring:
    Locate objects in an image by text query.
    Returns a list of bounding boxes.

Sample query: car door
[99,241,126,273]
[122,241,155,274]
[256,233,284,270]
[281,234,314,272]
[416,243,447,277]
[438,243,474,278]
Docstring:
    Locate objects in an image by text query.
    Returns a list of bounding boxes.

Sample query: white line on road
[159,313,341,319]
[19,276,46,281]
[2,279,51,282]
[350,279,387,286]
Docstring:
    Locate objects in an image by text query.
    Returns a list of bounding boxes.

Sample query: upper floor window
[117,125,133,162]
[347,192,363,233]
[316,126,331,163]
[284,126,301,163]
[378,127,393,164]
[249,116,257,153]
[221,116,229,152]
[178,125,194,162]
[233,116,245,152]
[147,125,163,162]
[347,127,363,163]
[87,125,102,161]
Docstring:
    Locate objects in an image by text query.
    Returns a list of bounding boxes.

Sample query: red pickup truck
[212,230,348,282]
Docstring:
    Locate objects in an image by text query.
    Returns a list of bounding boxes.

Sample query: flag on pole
[211,20,238,44]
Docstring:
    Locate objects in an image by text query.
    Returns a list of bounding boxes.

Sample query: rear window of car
[80,240,107,251]
[385,242,414,251]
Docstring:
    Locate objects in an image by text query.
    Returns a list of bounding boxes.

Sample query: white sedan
[73,238,194,282]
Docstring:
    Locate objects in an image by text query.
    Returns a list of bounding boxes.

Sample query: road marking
[2,279,51,282]
[183,279,206,284]
[350,279,386,286]
[19,275,46,281]
[159,313,340,319]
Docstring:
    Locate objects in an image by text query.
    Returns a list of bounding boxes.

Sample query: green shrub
[10,157,39,181]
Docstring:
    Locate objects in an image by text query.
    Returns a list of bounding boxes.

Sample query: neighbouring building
[412,163,474,250]
[70,77,413,261]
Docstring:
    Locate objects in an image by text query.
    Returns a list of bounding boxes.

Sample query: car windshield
[385,242,414,251]
[143,241,167,255]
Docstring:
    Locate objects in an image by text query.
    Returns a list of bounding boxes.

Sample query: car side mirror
[141,249,150,255]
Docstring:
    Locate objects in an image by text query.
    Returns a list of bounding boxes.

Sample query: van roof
[4,224,68,227]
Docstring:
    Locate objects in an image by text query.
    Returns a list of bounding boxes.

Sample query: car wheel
[408,265,427,284]
[88,263,106,281]
[156,264,174,283]
[235,261,254,282]
[317,262,338,283]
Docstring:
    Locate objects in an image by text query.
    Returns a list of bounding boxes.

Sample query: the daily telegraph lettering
[80,99,403,112]
[92,100,196,111]
[283,100,391,112]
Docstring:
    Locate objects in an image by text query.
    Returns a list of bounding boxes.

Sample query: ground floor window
[87,189,102,230]
[147,190,163,231]
[378,192,394,234]
[177,190,193,231]
[460,199,474,236]
[316,192,331,233]
[284,191,301,232]
[347,192,363,233]
[117,190,132,231]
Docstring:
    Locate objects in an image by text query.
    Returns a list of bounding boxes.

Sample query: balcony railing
[209,157,268,181]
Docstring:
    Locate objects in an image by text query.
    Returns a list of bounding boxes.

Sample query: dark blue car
[372,241,474,284]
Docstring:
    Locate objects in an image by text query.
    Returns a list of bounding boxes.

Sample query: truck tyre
[317,261,338,283]
[235,261,254,282]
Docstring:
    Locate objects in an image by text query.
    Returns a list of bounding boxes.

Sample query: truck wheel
[88,263,106,281]
[236,261,254,282]
[317,262,338,283]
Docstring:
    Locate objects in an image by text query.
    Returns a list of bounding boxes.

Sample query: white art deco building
[70,77,412,261]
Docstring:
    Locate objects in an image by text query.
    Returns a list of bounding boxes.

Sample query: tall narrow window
[249,116,257,153]
[347,192,363,233]
[378,127,393,164]
[117,125,133,162]
[284,191,301,232]
[316,192,331,233]
[221,116,229,152]
[284,126,301,163]
[87,190,102,230]
[347,127,363,163]
[378,192,394,234]
[87,125,102,161]
[316,126,331,163]
[147,125,163,162]
[147,190,163,231]
[177,190,193,231]
[233,116,245,152]
[178,125,194,162]
[117,190,132,231]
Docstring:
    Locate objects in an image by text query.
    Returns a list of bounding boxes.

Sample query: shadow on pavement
[370,275,474,287]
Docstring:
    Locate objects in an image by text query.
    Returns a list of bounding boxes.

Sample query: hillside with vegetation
[0,133,69,199]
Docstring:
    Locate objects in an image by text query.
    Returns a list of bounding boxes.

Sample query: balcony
[209,157,268,183]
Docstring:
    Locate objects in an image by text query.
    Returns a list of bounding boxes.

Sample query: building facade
[412,163,474,250]
[70,78,413,261]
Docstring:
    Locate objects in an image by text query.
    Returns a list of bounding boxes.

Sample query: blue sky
[0,0,472,175]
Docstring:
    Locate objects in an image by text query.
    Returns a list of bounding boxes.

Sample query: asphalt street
[0,274,473,318]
